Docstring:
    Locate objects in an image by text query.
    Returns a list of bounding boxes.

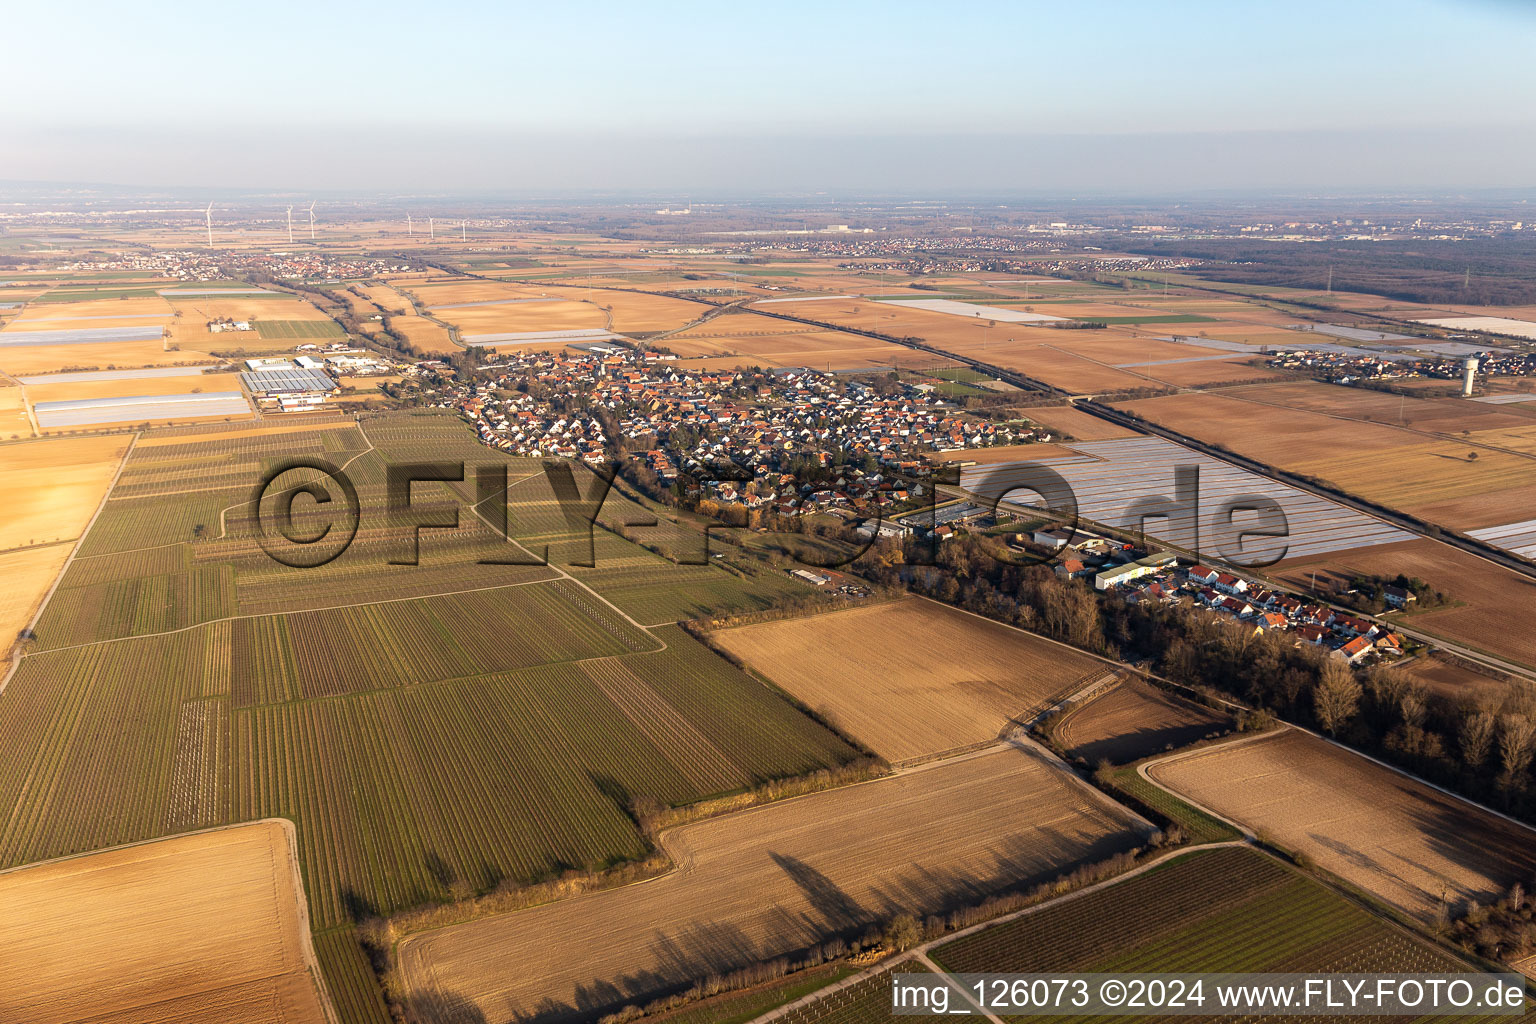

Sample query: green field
[771,961,952,1024]
[254,318,346,339]
[784,848,1503,1023]
[1109,764,1241,845]
[1069,314,1216,325]
[651,965,858,1024]
[33,286,164,302]
[2,411,864,1022]
[933,847,1496,1015]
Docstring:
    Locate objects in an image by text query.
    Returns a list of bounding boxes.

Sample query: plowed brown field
[1147,730,1536,921]
[711,598,1103,762]
[0,820,332,1024]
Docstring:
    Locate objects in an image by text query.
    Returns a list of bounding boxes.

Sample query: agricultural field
[0,820,331,1024]
[963,436,1412,562]
[1146,731,1536,921]
[1115,382,1536,532]
[1396,653,1518,705]
[23,370,243,411]
[573,559,819,623]
[1276,538,1536,667]
[929,846,1493,1000]
[396,744,1146,1023]
[0,434,129,549]
[662,325,922,370]
[0,379,30,436]
[254,319,345,339]
[0,409,882,1021]
[710,598,1105,762]
[1019,402,1137,440]
[385,314,457,353]
[1055,677,1232,766]
[0,543,72,656]
[646,964,856,1024]
[1,604,860,933]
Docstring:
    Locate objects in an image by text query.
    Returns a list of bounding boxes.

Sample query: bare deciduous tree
[1497,714,1536,789]
[1460,712,1496,770]
[1313,661,1362,736]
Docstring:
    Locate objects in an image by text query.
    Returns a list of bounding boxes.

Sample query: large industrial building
[239,361,339,412]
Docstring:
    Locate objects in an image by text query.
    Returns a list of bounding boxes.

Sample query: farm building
[240,364,338,410]
[1093,551,1177,591]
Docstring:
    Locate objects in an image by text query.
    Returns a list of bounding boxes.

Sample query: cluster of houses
[1033,524,1408,663]
[1184,564,1407,661]
[63,251,410,283]
[1100,558,1409,662]
[423,347,1032,485]
[1268,347,1532,385]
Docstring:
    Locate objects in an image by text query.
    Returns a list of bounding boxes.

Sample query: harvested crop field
[1396,654,1517,705]
[1056,678,1232,765]
[0,543,71,657]
[0,435,129,549]
[1021,403,1136,440]
[387,314,457,353]
[1147,730,1536,921]
[710,598,1104,762]
[0,820,331,1024]
[663,328,920,370]
[1114,387,1536,532]
[397,744,1146,1024]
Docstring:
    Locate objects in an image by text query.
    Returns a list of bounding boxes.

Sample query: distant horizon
[5,0,1535,193]
[4,125,1536,200]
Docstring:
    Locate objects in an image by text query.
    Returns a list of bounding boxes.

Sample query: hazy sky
[4,0,1535,193]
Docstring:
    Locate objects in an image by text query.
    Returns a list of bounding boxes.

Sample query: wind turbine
[286,206,294,244]
[307,201,316,240]
[407,213,413,236]
[461,220,466,241]
[429,217,435,240]
[205,202,214,248]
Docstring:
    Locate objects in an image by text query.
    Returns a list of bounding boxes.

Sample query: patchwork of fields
[6,248,1534,1024]
[0,412,863,969]
[782,847,1499,1024]
[398,744,1145,1023]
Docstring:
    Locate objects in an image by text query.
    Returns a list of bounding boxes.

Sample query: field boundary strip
[0,431,138,693]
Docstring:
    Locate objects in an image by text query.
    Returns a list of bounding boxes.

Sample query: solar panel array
[240,366,337,394]
[961,436,1411,564]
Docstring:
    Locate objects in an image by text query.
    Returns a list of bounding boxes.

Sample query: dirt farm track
[398,743,1145,1023]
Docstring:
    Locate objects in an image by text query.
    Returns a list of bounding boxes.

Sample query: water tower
[1462,356,1480,397]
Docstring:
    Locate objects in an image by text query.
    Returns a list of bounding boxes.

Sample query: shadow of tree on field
[400,988,488,1024]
